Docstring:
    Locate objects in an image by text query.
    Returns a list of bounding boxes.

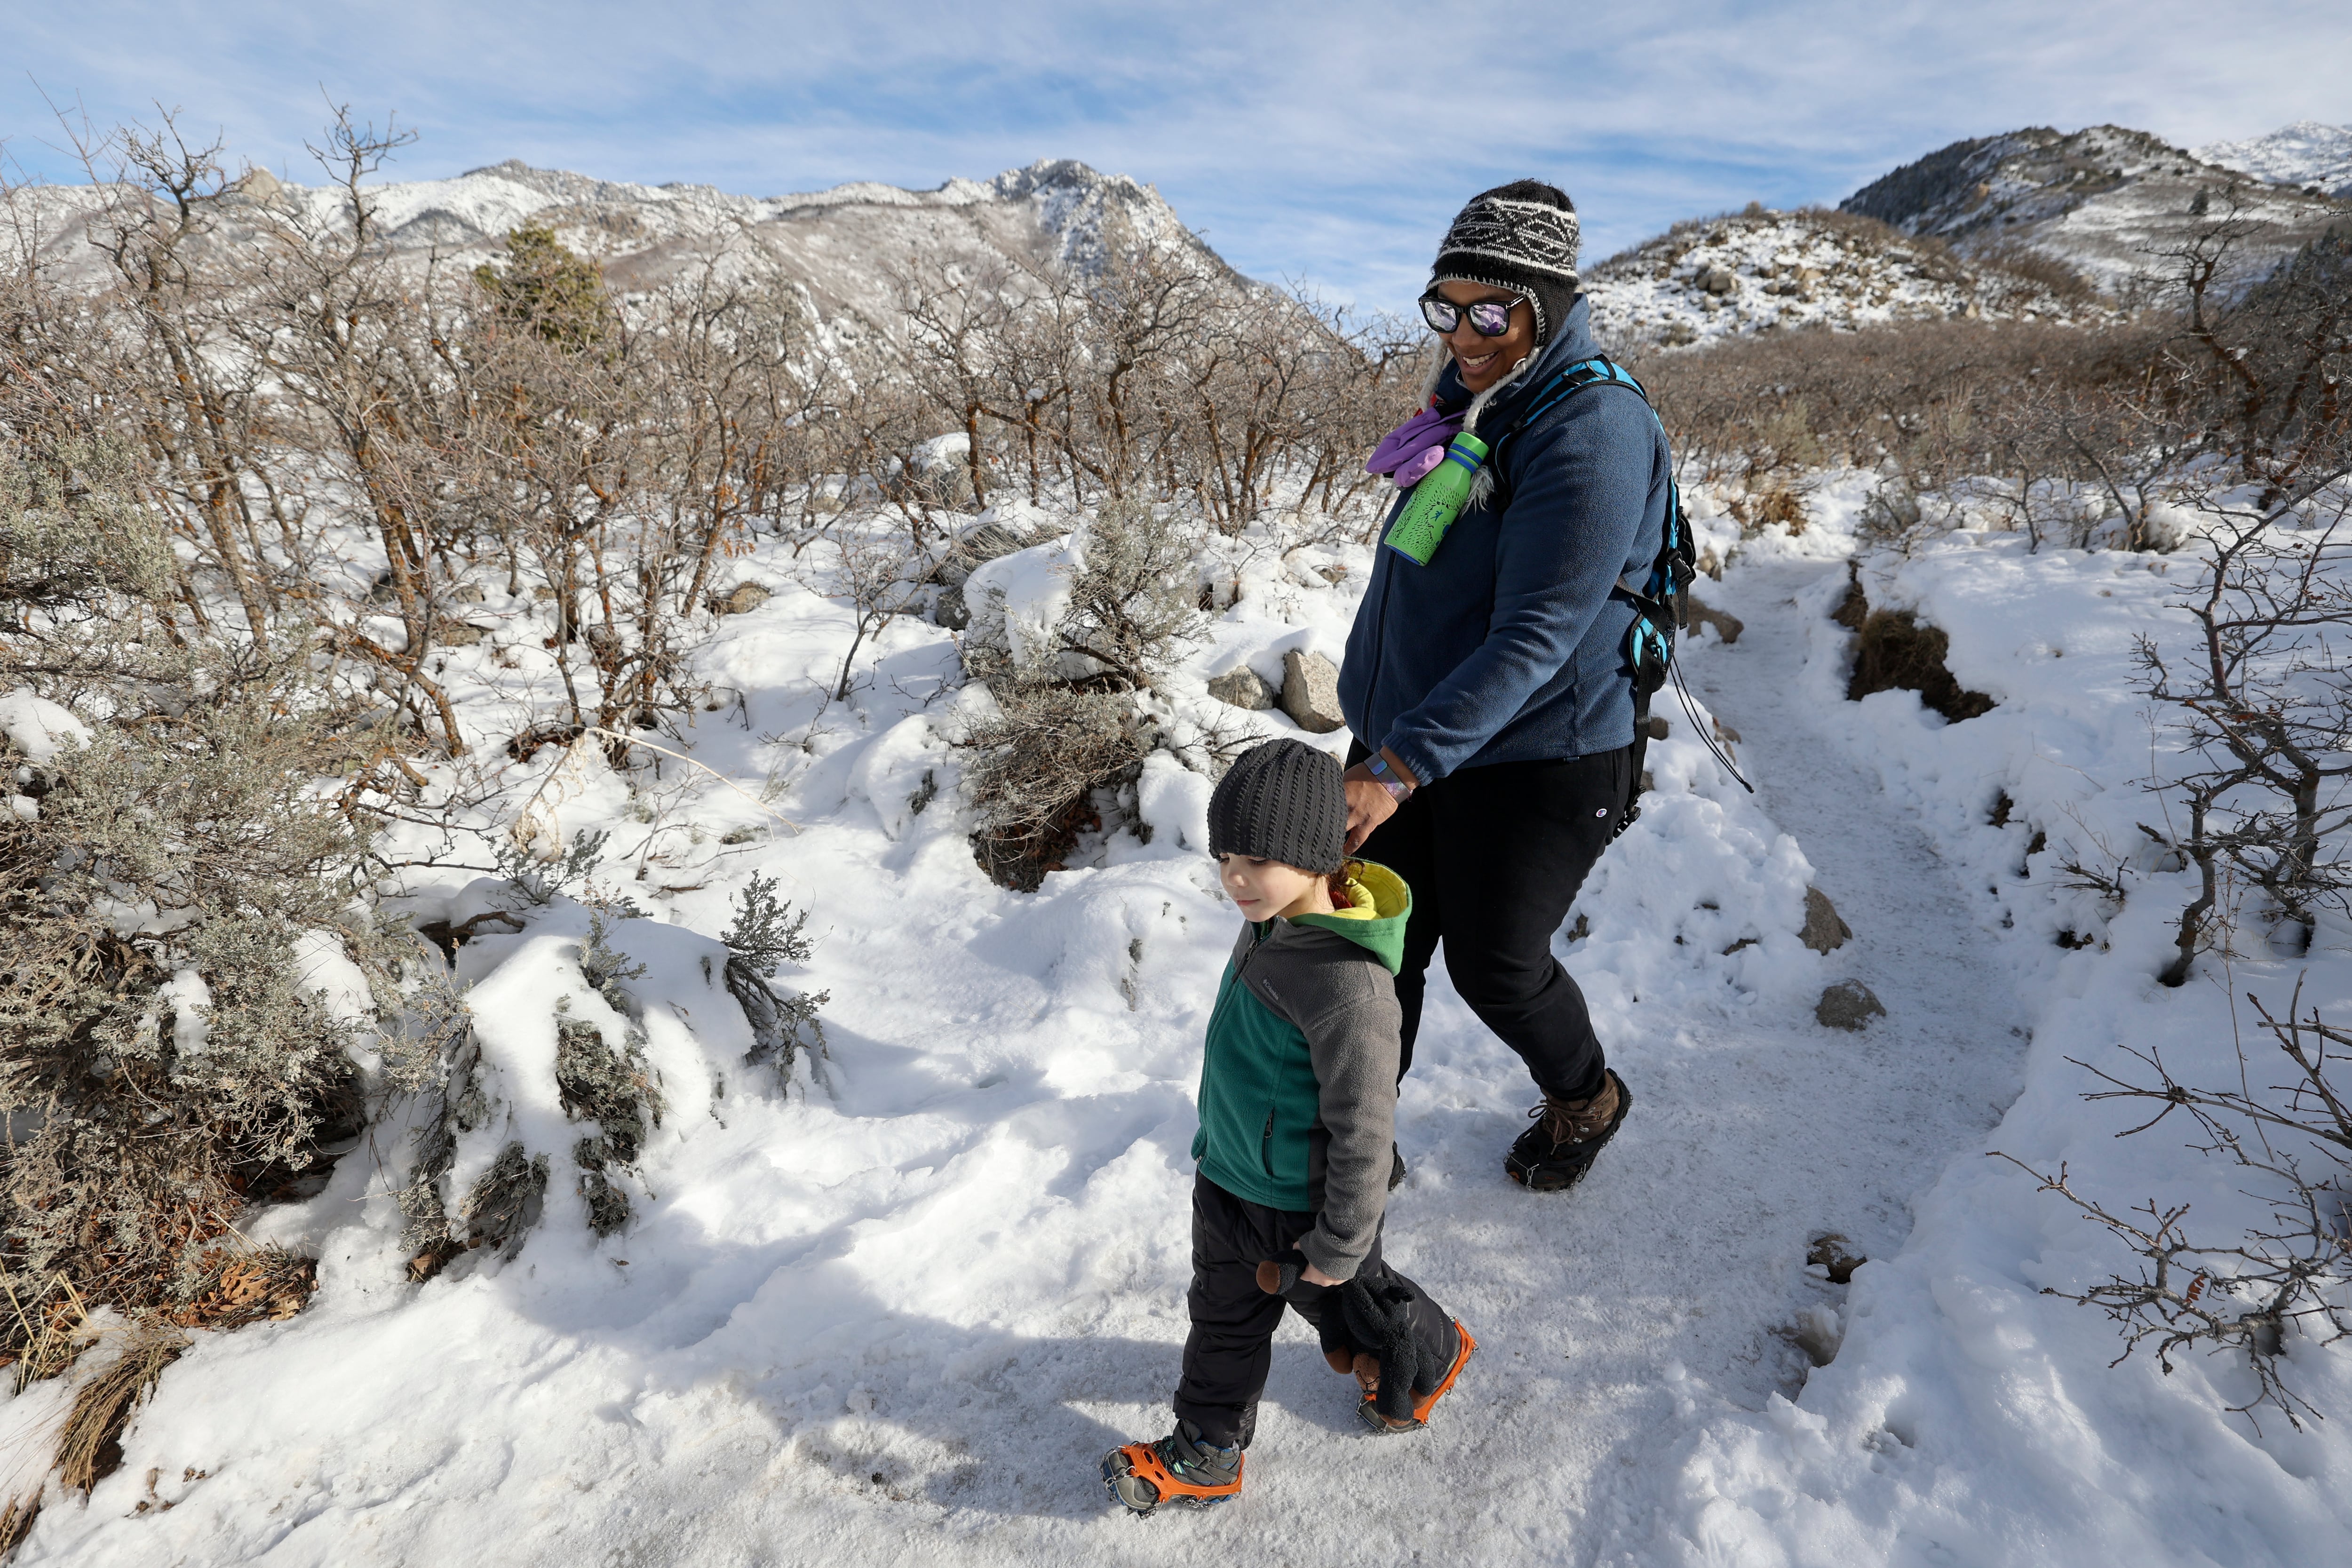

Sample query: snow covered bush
[0,432,394,1358]
[957,498,1207,888]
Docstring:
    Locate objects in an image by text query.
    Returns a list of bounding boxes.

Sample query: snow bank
[1644,527,2352,1566]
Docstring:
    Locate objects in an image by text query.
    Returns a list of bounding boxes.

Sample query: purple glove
[1366,404,1465,489]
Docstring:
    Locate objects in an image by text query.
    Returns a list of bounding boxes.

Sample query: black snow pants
[1349,741,1631,1103]
[1174,1175,1456,1449]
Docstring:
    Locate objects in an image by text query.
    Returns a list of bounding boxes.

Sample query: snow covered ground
[10,490,2350,1564]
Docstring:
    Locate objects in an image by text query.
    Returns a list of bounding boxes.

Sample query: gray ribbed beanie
[1207,739,1347,875]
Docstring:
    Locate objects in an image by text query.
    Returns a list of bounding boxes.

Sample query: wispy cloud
[7,1,2347,305]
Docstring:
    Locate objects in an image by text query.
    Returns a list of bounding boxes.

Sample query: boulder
[1801,886,1851,953]
[1815,979,1886,1031]
[1278,650,1345,734]
[452,582,488,604]
[713,581,771,616]
[1699,265,1738,295]
[433,621,492,649]
[932,585,970,631]
[934,522,1029,588]
[1207,665,1274,710]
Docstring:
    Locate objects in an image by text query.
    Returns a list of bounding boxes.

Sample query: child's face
[1218,854,1326,921]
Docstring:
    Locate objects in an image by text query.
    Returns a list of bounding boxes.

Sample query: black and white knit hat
[1430,181,1582,347]
[1207,738,1347,876]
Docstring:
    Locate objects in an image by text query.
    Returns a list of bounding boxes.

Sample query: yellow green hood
[1289,859,1411,974]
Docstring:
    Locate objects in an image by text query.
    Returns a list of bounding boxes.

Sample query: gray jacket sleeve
[1292,967,1403,1281]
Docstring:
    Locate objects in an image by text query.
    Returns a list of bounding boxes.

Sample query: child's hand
[1255,1255,1345,1293]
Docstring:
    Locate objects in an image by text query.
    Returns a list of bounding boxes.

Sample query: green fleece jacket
[1190,860,1411,1281]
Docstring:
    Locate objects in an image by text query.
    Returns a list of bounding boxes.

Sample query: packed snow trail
[19,558,2033,1567]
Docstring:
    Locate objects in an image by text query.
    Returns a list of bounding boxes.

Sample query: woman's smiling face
[1435,280,1535,393]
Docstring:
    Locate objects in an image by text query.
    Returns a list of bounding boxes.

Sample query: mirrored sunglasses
[1419,294,1521,336]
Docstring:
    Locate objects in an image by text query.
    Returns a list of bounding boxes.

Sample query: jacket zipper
[1260,1109,1278,1177]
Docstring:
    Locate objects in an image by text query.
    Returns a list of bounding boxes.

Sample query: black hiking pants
[1349,741,1631,1103]
[1174,1175,1455,1449]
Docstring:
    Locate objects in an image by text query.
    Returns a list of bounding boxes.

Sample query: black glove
[1340,1275,1425,1421]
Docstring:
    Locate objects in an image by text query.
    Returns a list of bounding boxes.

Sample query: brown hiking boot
[1504,1069,1632,1192]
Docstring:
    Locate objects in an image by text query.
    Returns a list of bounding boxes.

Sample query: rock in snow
[1205,665,1274,710]
[711,582,771,616]
[1800,885,1852,952]
[1278,648,1345,733]
[1815,978,1887,1030]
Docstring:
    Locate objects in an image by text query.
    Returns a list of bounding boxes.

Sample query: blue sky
[7,1,2347,307]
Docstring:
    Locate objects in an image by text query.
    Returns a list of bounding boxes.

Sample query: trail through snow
[21,559,2037,1568]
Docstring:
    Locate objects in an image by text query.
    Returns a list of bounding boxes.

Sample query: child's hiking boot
[1101,1420,1242,1515]
[1505,1069,1631,1192]
[1356,1318,1477,1435]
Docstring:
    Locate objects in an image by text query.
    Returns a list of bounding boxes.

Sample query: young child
[1103,738,1474,1515]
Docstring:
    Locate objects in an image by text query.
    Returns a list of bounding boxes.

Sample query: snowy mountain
[12,157,1235,325]
[2194,119,2352,199]
[1841,124,2350,293]
[1584,206,2103,351]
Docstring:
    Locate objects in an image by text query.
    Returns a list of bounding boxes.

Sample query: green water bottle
[1383,430,1490,565]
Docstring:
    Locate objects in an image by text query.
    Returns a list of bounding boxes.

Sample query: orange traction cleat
[1358,1317,1477,1434]
[1101,1423,1244,1514]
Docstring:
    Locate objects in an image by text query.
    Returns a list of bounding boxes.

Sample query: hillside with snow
[2196,120,2352,199]
[1843,124,2349,293]
[1584,207,2103,351]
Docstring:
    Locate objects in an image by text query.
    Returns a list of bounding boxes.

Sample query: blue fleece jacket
[1337,295,1672,784]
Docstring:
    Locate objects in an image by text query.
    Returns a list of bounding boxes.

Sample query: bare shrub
[2138,504,2352,980]
[1053,498,1208,689]
[955,500,1205,889]
[1996,978,2352,1430]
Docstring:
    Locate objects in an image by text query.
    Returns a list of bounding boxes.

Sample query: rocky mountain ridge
[2194,120,2352,200]
[1841,124,2349,294]
[1583,206,2102,352]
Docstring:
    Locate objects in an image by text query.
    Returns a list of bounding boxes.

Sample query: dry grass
[1848,610,1995,721]
[2,1276,94,1395]
[54,1329,187,1495]
[1833,572,1995,722]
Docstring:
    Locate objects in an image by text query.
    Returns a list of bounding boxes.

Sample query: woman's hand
[1342,774,1396,852]
[1300,1260,1343,1288]
[1342,748,1420,852]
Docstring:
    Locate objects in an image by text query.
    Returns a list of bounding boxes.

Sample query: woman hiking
[1337,180,1669,1194]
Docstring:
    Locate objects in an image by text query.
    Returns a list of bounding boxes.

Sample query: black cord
[1668,652,1755,794]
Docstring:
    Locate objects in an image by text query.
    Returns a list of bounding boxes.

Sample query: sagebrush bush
[956,501,1200,889]
[0,436,395,1354]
